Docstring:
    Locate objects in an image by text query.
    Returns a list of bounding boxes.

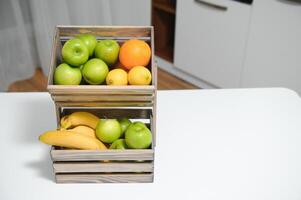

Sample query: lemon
[106,69,128,85]
[128,66,152,85]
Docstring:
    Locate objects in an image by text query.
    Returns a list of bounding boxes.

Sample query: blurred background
[1,0,300,92]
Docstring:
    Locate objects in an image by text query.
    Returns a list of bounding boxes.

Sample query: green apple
[118,118,132,137]
[96,119,121,143]
[125,122,152,149]
[54,63,82,85]
[95,40,120,66]
[109,139,128,149]
[76,34,97,57]
[82,58,109,84]
[62,38,89,67]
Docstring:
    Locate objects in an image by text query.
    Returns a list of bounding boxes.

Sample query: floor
[8,68,198,92]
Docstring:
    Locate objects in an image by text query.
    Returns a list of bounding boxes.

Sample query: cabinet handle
[194,0,228,11]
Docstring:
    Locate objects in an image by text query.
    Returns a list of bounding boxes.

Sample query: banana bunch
[39,112,107,150]
[60,111,100,129]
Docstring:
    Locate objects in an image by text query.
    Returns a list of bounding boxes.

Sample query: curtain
[0,0,36,91]
[0,0,150,91]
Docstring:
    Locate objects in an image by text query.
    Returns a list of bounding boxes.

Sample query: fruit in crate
[125,122,152,149]
[60,111,100,129]
[118,118,132,137]
[110,139,128,149]
[39,130,107,150]
[96,119,122,143]
[54,33,153,86]
[62,38,89,66]
[95,40,120,66]
[82,58,109,84]
[76,34,97,57]
[128,66,152,85]
[119,39,151,69]
[106,69,128,85]
[39,109,153,150]
[54,63,82,85]
[66,125,96,138]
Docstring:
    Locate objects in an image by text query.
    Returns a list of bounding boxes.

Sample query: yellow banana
[66,125,96,138]
[60,112,99,129]
[39,130,107,150]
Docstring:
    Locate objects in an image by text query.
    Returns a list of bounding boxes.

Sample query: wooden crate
[51,107,155,183]
[47,26,157,183]
[47,25,156,106]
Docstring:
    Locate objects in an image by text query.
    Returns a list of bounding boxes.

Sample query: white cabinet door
[174,0,251,88]
[242,0,301,93]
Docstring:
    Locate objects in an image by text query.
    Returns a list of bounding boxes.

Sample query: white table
[0,88,301,200]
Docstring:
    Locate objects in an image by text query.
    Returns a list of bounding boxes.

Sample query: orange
[119,39,151,69]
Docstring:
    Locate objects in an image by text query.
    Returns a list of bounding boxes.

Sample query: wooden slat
[55,104,60,127]
[55,173,153,183]
[52,94,154,102]
[60,36,151,42]
[53,161,153,173]
[151,29,157,89]
[48,85,155,94]
[47,27,60,86]
[55,101,154,108]
[153,85,157,147]
[51,149,154,161]
[57,25,152,37]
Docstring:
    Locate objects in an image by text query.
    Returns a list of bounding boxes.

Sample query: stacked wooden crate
[47,26,156,183]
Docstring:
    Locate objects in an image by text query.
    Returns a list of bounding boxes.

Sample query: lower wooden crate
[51,148,154,183]
[51,106,156,183]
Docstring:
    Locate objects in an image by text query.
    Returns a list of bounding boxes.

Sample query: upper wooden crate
[47,26,156,106]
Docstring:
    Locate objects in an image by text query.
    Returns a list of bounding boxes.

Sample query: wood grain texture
[55,104,60,127]
[48,27,61,87]
[51,93,154,102]
[51,149,154,161]
[53,161,153,173]
[58,25,152,37]
[48,85,155,94]
[55,173,153,183]
[55,101,154,108]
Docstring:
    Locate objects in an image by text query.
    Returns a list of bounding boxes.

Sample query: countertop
[0,88,300,199]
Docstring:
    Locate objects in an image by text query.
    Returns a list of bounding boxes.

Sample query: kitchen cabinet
[174,0,252,87]
[242,0,301,93]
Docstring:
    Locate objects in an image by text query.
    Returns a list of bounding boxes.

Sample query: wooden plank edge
[53,161,154,173]
[56,25,153,29]
[55,173,154,183]
[51,149,154,161]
